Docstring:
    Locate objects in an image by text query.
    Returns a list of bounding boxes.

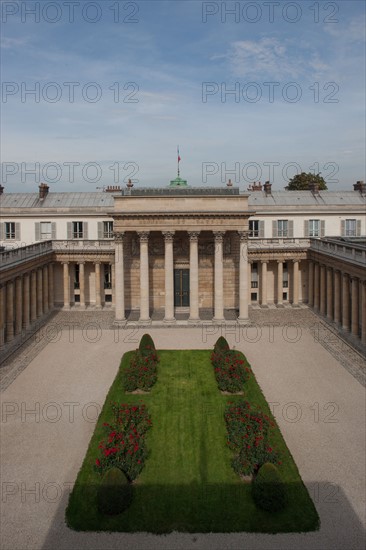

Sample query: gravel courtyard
[1,310,365,550]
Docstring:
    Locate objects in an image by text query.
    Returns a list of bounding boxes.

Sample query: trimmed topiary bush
[139,334,156,356]
[252,463,287,512]
[97,467,133,515]
[214,336,230,353]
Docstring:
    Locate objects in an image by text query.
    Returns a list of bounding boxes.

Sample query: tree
[286,172,327,191]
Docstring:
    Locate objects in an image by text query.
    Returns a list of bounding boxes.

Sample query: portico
[112,187,252,324]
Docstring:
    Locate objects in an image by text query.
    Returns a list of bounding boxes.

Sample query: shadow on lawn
[59,480,364,537]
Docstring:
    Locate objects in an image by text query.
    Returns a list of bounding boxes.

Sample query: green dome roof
[169,177,188,188]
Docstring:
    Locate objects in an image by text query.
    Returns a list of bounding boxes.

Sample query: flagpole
[177,145,180,178]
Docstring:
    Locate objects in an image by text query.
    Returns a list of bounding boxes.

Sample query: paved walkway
[0,312,365,550]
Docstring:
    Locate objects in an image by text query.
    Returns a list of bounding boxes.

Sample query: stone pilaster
[62,262,70,310]
[334,270,341,325]
[342,273,350,332]
[43,265,49,314]
[260,260,268,307]
[48,263,54,310]
[351,277,359,336]
[292,260,299,306]
[6,281,14,342]
[277,260,283,307]
[320,265,326,316]
[37,268,43,317]
[313,263,320,311]
[30,271,37,321]
[308,260,314,307]
[95,262,102,309]
[79,262,85,309]
[22,273,30,330]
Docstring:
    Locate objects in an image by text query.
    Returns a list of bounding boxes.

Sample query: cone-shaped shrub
[214,336,230,352]
[97,467,133,515]
[252,463,286,512]
[139,334,156,355]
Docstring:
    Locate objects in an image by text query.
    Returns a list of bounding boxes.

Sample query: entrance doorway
[174,269,190,307]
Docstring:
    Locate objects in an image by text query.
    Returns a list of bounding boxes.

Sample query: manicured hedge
[252,463,287,512]
[211,348,251,392]
[97,467,133,515]
[139,333,156,355]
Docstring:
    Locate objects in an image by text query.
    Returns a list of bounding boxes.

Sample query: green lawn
[66,350,319,533]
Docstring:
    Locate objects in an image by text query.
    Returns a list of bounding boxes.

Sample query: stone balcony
[309,237,366,268]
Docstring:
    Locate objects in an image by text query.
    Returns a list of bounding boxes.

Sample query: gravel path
[0,313,365,550]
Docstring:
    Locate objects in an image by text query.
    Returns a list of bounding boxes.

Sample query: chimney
[353,180,366,194]
[226,178,233,187]
[0,185,4,195]
[126,179,133,188]
[105,185,121,193]
[263,181,272,195]
[308,181,320,195]
[39,183,49,200]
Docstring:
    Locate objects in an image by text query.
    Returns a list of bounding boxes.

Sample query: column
[111,263,115,308]
[308,261,314,307]
[342,273,350,332]
[48,263,54,310]
[292,260,299,306]
[79,262,86,309]
[95,262,102,309]
[6,281,14,342]
[334,270,341,325]
[62,262,70,310]
[43,265,49,314]
[260,260,268,308]
[213,231,224,321]
[139,232,150,322]
[326,268,333,320]
[163,231,175,322]
[362,282,366,344]
[22,273,30,330]
[15,277,22,335]
[189,232,200,321]
[0,285,4,349]
[30,271,37,321]
[277,260,283,306]
[320,265,326,316]
[238,232,249,319]
[37,268,43,317]
[314,263,320,311]
[351,277,359,336]
[114,232,125,322]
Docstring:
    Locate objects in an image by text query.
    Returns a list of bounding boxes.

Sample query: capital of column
[213,231,225,243]
[138,231,150,243]
[261,259,269,264]
[188,231,200,241]
[113,231,125,243]
[162,231,175,242]
[238,230,249,243]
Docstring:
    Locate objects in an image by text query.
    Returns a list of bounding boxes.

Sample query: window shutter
[320,220,325,237]
[35,222,40,241]
[51,222,57,239]
[288,220,294,238]
[272,220,278,237]
[98,222,103,239]
[0,223,4,241]
[15,223,21,241]
[341,220,345,236]
[259,221,264,238]
[67,222,72,240]
[83,222,88,239]
[356,220,361,236]
[304,220,309,237]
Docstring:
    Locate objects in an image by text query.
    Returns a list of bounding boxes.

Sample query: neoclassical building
[0,178,365,354]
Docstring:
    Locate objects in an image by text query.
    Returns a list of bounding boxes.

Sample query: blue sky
[1,0,365,191]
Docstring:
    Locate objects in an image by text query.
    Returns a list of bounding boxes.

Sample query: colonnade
[0,263,54,349]
[250,259,301,307]
[61,260,113,310]
[308,260,366,343]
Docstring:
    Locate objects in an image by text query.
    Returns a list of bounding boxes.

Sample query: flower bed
[95,402,152,481]
[211,348,251,392]
[122,349,159,392]
[225,400,280,476]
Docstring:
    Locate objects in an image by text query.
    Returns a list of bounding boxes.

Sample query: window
[104,264,112,289]
[40,222,52,240]
[309,220,320,237]
[283,262,289,288]
[249,220,259,237]
[345,219,356,237]
[103,221,113,239]
[5,222,15,239]
[251,262,258,288]
[74,264,80,289]
[277,220,288,237]
[73,221,83,239]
